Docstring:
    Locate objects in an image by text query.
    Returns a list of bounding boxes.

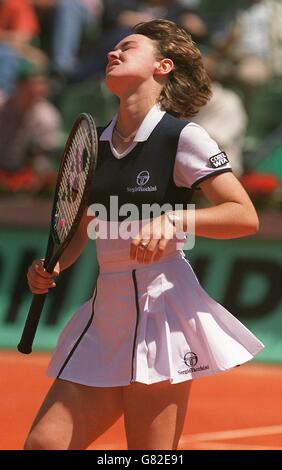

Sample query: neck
[115,82,161,136]
[113,126,137,142]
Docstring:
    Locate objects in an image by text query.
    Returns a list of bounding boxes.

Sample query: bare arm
[58,208,94,271]
[180,172,259,239]
[130,172,259,263]
[27,209,95,293]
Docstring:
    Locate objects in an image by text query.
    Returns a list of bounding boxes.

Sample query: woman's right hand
[27,259,60,294]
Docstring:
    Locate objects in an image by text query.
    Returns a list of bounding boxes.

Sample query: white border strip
[188,442,282,450]
[181,424,282,444]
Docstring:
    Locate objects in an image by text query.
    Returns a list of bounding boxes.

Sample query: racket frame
[44,112,97,273]
[17,113,98,354]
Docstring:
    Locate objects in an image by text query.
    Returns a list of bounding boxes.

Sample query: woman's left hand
[130,214,176,264]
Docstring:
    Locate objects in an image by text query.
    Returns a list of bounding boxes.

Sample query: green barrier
[257,145,282,180]
[0,228,281,362]
[0,228,98,351]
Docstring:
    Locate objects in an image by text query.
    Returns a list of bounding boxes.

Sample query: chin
[104,75,120,96]
[104,72,131,97]
[105,72,143,96]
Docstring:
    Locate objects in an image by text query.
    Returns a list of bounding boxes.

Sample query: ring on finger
[139,241,149,249]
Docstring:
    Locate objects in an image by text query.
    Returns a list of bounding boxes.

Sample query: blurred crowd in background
[0,0,282,209]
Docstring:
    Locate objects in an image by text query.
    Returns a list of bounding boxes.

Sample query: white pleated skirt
[47,238,264,387]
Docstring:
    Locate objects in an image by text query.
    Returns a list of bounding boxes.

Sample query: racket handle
[17,294,47,354]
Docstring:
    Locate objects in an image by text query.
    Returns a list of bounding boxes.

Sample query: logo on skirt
[178,352,210,375]
[184,352,198,367]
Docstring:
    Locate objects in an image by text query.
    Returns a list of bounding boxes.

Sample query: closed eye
[114,40,137,52]
[122,45,136,52]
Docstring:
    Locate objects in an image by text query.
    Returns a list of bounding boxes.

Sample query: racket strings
[55,123,93,243]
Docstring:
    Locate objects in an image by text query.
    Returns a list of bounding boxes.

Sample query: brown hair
[133,19,212,118]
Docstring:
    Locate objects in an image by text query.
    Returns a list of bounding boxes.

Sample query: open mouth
[106,60,121,72]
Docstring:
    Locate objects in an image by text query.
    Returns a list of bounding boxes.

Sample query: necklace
[113,127,137,142]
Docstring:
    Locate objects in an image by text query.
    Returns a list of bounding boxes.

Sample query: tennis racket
[18,113,98,354]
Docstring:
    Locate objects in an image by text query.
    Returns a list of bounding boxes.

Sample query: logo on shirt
[127,170,157,193]
[136,170,150,186]
[209,152,229,168]
[178,351,210,375]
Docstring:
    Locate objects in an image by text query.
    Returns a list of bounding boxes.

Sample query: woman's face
[105,34,161,95]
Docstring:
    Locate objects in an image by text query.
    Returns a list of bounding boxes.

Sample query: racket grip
[17,294,47,354]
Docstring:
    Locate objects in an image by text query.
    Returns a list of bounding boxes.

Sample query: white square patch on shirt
[209,152,229,168]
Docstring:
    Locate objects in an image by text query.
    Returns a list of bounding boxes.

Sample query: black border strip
[131,270,140,383]
[191,168,232,189]
[57,287,98,378]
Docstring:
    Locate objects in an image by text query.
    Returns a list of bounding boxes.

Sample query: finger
[153,238,168,262]
[31,261,52,280]
[130,235,142,260]
[38,258,60,277]
[136,238,151,264]
[136,244,147,264]
[27,272,56,291]
[27,268,55,287]
[53,262,60,277]
[27,280,56,293]
[27,277,56,293]
[143,239,159,264]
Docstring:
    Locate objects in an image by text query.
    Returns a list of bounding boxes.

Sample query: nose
[107,49,120,62]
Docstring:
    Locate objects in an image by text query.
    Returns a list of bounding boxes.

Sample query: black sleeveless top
[89,113,194,221]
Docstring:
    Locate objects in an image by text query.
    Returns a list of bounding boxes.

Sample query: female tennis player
[24,19,264,450]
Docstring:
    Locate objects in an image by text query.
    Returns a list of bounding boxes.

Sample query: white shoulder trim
[173,122,232,189]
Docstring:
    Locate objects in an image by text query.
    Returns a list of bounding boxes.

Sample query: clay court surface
[1,351,281,450]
